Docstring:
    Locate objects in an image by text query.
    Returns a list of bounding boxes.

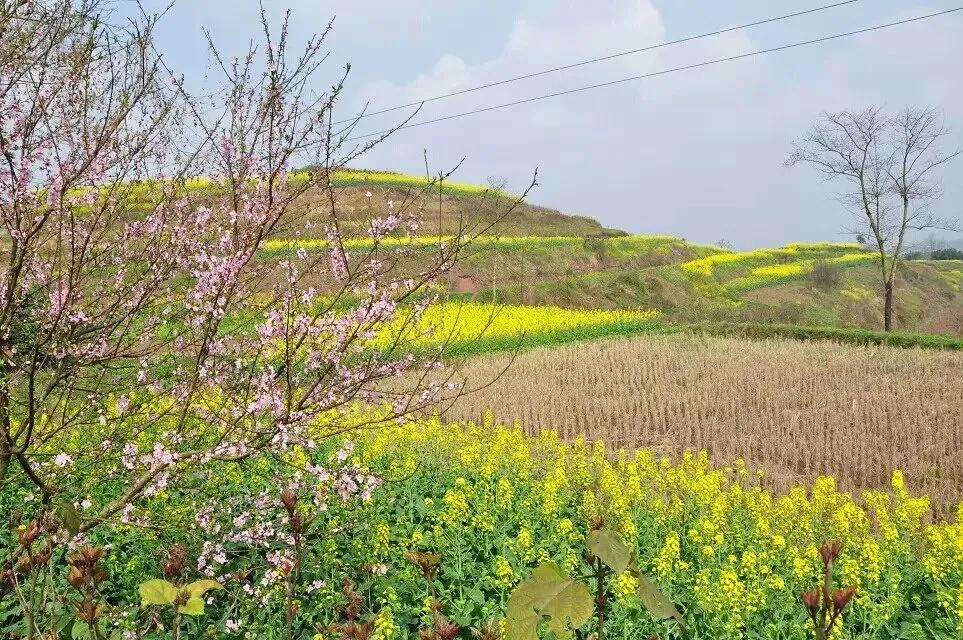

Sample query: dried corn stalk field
[446,334,963,513]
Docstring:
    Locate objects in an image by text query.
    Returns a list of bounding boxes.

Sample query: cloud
[147,0,963,246]
[344,3,963,246]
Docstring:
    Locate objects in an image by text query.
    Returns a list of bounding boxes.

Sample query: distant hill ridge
[211,167,962,337]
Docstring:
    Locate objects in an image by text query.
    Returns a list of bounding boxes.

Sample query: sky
[142,0,962,248]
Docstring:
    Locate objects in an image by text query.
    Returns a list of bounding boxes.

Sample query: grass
[260,235,587,258]
[322,168,510,197]
[389,302,960,356]
[87,168,511,209]
[64,170,959,338]
[677,321,963,350]
[259,234,716,259]
[451,238,960,337]
[680,244,874,285]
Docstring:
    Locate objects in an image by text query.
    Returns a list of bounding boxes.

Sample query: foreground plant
[800,542,857,640]
[139,574,223,640]
[0,0,531,635]
[505,523,685,640]
[66,545,109,638]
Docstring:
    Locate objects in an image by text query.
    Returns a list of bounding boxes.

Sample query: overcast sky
[144,1,963,248]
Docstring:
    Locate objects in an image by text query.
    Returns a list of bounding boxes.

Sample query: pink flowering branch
[0,2,536,613]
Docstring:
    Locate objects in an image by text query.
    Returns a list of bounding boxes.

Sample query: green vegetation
[10,410,962,638]
[677,322,963,350]
[321,168,510,197]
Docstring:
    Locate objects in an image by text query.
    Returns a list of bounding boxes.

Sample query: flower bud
[91,566,108,586]
[801,588,820,616]
[173,588,191,607]
[819,541,841,567]
[281,489,297,514]
[67,565,85,589]
[81,545,103,565]
[18,520,41,547]
[290,513,306,535]
[405,551,442,580]
[471,619,501,640]
[345,600,361,622]
[31,548,52,567]
[355,621,374,640]
[434,612,461,640]
[69,544,104,569]
[164,544,187,577]
[831,586,856,612]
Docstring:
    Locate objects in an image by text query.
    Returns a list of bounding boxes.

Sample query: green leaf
[56,502,83,537]
[506,613,539,640]
[634,572,687,631]
[467,587,486,605]
[177,596,206,616]
[138,579,177,606]
[587,529,631,574]
[185,579,223,598]
[506,563,593,640]
[71,621,90,640]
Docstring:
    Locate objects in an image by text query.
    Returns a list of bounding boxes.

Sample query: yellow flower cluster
[783,242,863,251]
[386,302,661,350]
[749,263,809,278]
[680,243,873,284]
[681,250,762,277]
[262,235,584,254]
[356,412,963,636]
[323,169,506,197]
[372,606,399,640]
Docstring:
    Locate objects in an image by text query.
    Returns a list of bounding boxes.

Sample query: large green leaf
[70,621,90,640]
[634,572,687,631]
[587,529,631,574]
[56,502,83,537]
[138,579,177,606]
[185,579,223,598]
[506,563,593,640]
[178,597,206,616]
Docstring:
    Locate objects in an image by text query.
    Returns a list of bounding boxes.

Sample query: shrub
[932,247,963,260]
[809,259,843,291]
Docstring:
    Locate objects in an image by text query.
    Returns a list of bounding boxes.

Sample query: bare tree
[788,106,960,331]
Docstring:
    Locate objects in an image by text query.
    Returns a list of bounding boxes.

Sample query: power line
[344,7,962,142]
[333,0,864,126]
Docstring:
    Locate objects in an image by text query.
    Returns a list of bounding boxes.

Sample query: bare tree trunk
[883,280,894,332]
[0,383,10,489]
[0,441,9,489]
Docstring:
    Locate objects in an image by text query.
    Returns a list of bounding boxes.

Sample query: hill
[289,168,621,238]
[459,241,963,336]
[257,169,963,337]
